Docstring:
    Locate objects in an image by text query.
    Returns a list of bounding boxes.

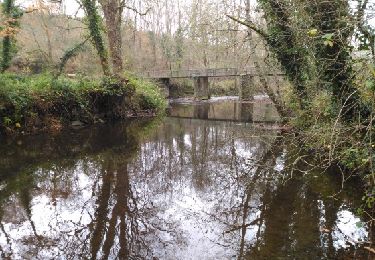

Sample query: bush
[0,72,166,134]
[210,79,238,97]
[126,73,167,111]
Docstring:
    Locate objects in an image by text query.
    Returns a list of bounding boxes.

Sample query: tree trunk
[1,0,20,72]
[258,0,309,107]
[309,0,369,119]
[100,0,124,76]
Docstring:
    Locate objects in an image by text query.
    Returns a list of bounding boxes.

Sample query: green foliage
[341,147,370,170]
[308,91,335,120]
[126,73,167,112]
[210,79,238,97]
[0,0,23,72]
[358,186,375,216]
[0,73,95,116]
[2,116,11,126]
[254,3,374,205]
[291,92,335,130]
[0,73,166,132]
[258,0,309,105]
[307,28,318,37]
[353,62,375,103]
[363,187,375,209]
[257,0,370,120]
[322,33,334,47]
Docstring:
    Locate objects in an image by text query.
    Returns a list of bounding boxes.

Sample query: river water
[0,99,372,259]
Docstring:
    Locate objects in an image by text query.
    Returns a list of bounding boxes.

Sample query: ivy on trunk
[0,0,22,72]
[81,0,111,76]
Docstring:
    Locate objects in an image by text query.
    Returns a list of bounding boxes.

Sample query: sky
[17,0,83,16]
[14,0,375,26]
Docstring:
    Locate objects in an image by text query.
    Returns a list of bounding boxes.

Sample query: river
[0,98,371,259]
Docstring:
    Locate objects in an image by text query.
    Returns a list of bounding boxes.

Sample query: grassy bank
[0,73,167,135]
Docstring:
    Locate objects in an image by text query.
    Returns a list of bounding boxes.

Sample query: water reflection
[0,116,371,259]
[168,100,279,123]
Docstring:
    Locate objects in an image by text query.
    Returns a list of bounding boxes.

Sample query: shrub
[0,72,166,133]
[126,73,167,111]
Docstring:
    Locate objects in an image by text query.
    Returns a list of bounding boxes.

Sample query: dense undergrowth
[0,73,166,135]
[281,59,375,214]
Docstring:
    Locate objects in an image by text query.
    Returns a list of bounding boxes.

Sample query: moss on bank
[0,73,167,135]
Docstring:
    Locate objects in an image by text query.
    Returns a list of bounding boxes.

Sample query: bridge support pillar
[240,75,255,101]
[159,78,170,98]
[194,76,210,100]
[194,103,209,119]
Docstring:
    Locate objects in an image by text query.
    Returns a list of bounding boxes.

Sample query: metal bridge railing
[141,67,284,79]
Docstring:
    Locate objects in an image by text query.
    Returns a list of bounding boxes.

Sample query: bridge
[142,67,284,79]
[142,67,285,100]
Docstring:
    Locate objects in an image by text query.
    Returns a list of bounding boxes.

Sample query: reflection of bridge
[142,68,285,100]
[168,100,280,123]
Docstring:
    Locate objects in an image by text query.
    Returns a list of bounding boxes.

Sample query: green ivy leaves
[322,33,334,47]
[307,29,335,47]
[307,28,318,37]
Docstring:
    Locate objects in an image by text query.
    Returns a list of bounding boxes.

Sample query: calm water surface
[0,100,372,259]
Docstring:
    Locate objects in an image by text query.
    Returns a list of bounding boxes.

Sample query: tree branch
[119,4,151,16]
[226,14,268,40]
[55,36,91,78]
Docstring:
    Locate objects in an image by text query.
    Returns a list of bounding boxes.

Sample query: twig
[328,90,358,162]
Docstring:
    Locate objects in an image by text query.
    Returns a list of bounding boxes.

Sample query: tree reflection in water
[0,117,372,259]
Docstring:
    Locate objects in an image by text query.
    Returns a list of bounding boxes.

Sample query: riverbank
[0,73,166,135]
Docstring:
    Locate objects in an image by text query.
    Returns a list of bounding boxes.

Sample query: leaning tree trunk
[257,0,309,108]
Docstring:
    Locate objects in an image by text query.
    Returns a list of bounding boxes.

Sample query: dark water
[0,100,372,259]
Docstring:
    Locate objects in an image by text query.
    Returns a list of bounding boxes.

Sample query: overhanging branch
[226,14,268,40]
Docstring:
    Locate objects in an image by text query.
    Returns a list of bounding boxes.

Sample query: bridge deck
[142,68,285,79]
